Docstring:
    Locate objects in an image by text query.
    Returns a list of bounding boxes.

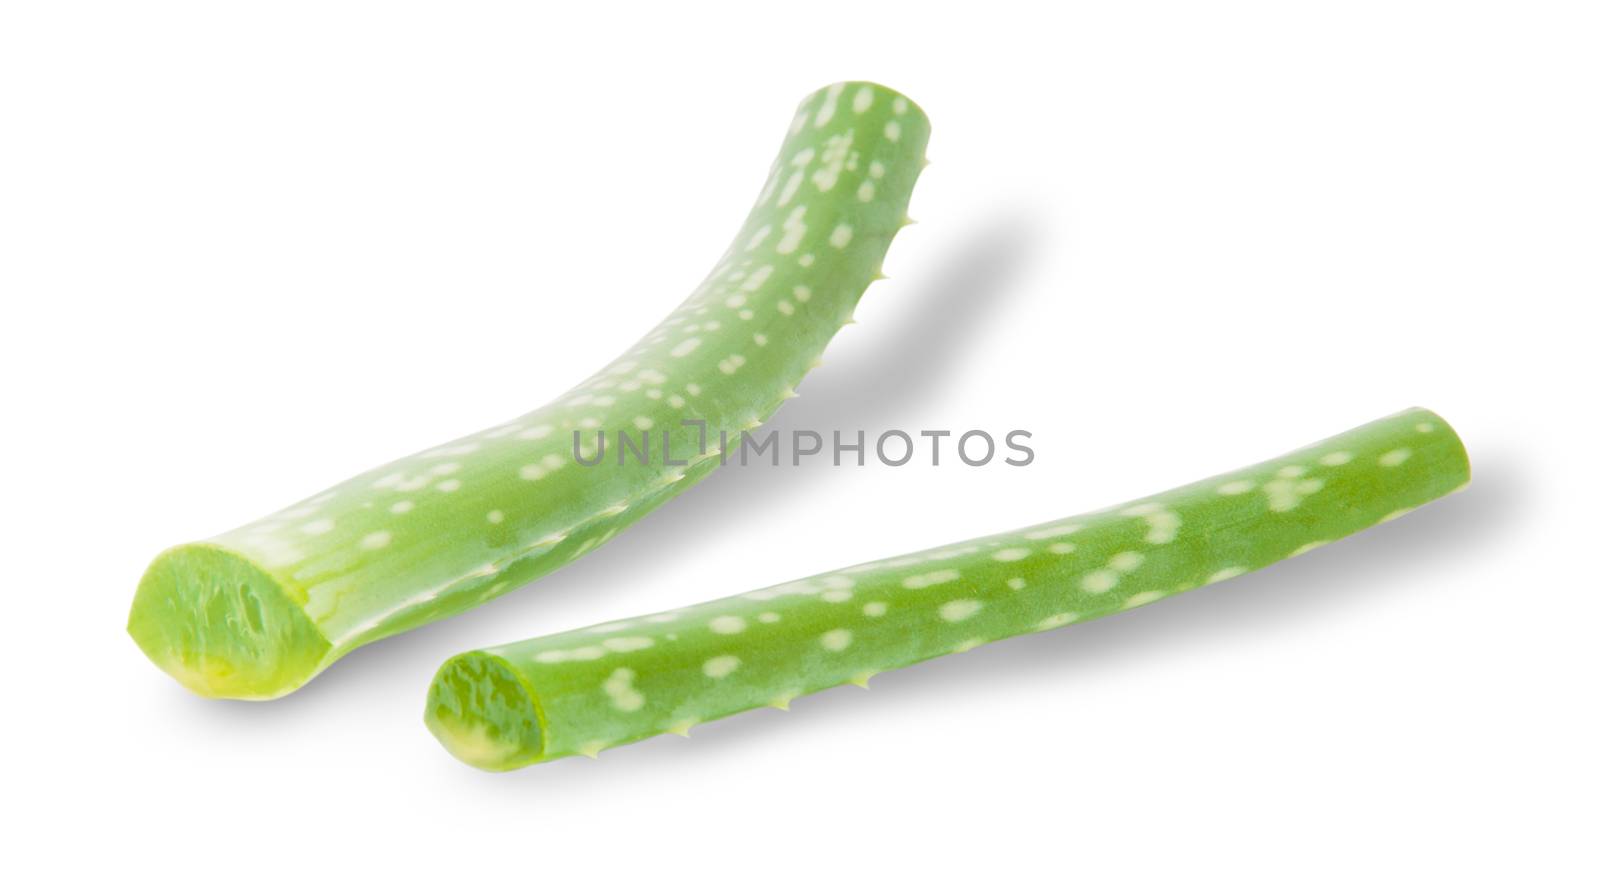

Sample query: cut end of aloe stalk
[425,652,544,771]
[127,544,330,700]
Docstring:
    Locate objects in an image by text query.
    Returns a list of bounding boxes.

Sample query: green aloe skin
[128,82,930,700]
[427,408,1469,771]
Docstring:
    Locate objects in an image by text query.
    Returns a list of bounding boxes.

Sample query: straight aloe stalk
[426,408,1470,770]
[129,82,931,699]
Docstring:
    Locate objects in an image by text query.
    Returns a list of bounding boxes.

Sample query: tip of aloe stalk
[127,543,330,700]
[426,652,544,771]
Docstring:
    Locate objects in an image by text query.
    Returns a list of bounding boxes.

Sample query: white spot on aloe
[1006,577,1027,590]
[709,615,746,635]
[1048,542,1076,555]
[1108,551,1144,572]
[775,206,808,254]
[1123,591,1165,609]
[1265,467,1326,512]
[992,547,1030,562]
[940,599,983,622]
[301,518,335,536]
[812,82,845,127]
[851,86,873,113]
[884,120,902,142]
[1208,567,1248,583]
[1218,480,1255,495]
[820,629,853,651]
[518,453,566,482]
[603,668,644,713]
[389,500,414,515]
[1319,450,1353,466]
[829,224,854,248]
[486,510,504,524]
[1038,612,1079,630]
[601,636,653,653]
[669,337,701,358]
[741,264,773,291]
[863,601,888,617]
[1379,448,1413,467]
[903,569,959,589]
[811,131,854,192]
[1081,570,1119,594]
[703,656,740,679]
[1122,503,1181,544]
[777,171,804,206]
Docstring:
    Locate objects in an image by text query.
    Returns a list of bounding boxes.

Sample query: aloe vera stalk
[128,82,930,700]
[427,408,1469,770]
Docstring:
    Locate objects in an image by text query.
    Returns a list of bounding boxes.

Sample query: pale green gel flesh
[128,82,932,700]
[427,408,1470,770]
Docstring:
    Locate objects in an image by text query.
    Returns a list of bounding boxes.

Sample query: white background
[3,2,1595,882]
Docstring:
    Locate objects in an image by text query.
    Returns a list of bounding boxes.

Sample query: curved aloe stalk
[128,82,931,699]
[427,408,1469,770]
